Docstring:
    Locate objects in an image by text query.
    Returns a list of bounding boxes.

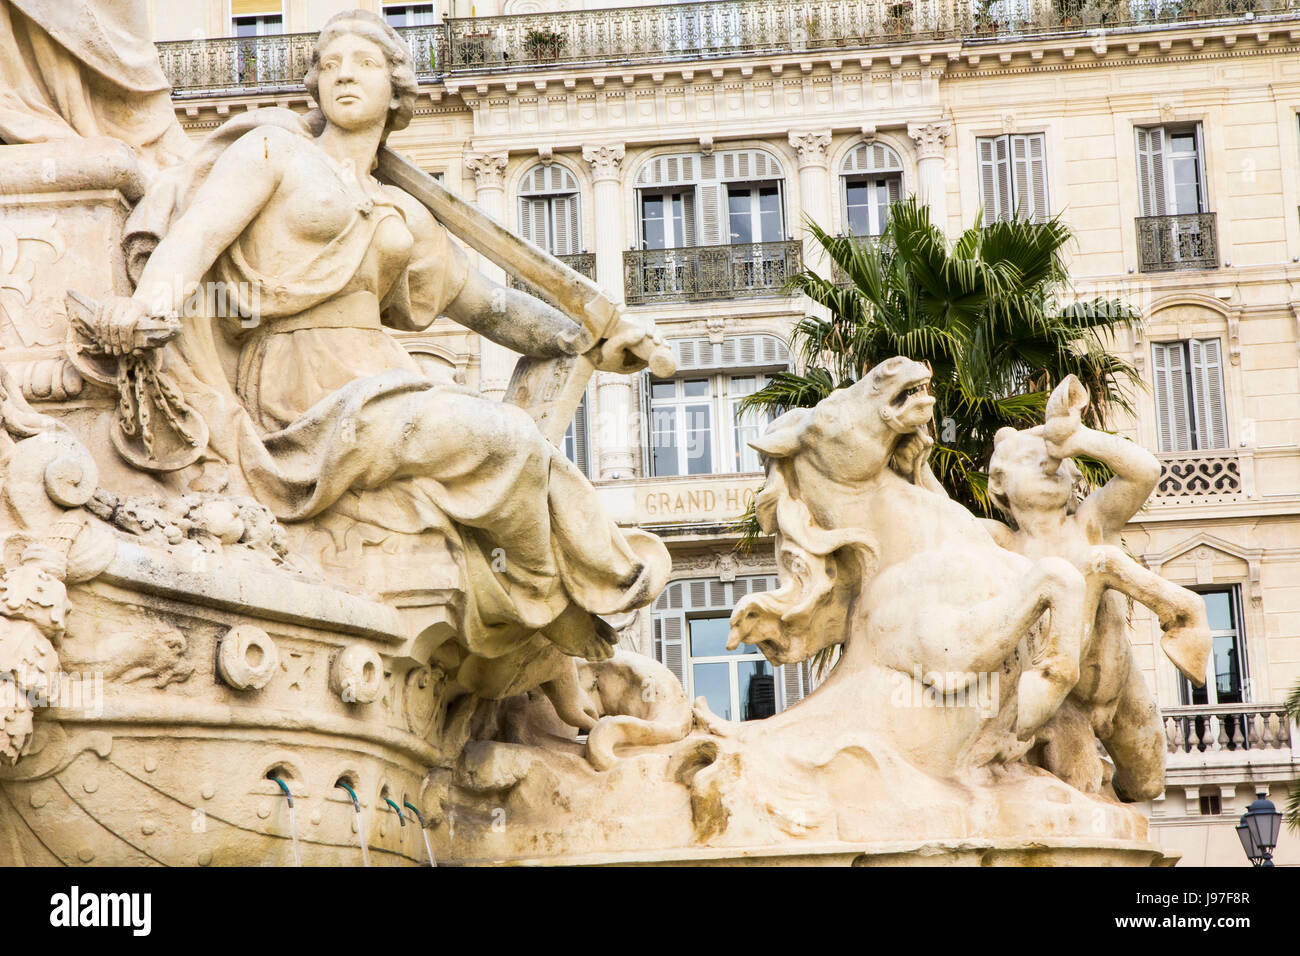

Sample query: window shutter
[638,371,654,476]
[570,390,590,475]
[887,174,902,204]
[697,183,722,245]
[653,613,688,692]
[1189,338,1228,450]
[1011,135,1031,221]
[994,135,1012,223]
[780,661,808,709]
[518,197,549,250]
[1025,133,1048,222]
[1152,341,1192,453]
[978,137,997,223]
[551,194,580,255]
[1135,127,1168,218]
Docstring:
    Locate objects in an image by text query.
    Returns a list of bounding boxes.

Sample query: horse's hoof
[1161,625,1211,685]
[1015,670,1068,740]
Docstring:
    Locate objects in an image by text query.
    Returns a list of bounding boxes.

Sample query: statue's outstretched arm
[444,267,595,360]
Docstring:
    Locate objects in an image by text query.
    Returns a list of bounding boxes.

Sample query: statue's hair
[304,9,419,138]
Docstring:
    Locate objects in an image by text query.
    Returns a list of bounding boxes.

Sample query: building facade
[149,0,1300,865]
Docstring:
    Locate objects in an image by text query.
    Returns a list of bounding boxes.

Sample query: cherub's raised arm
[1043,377,1160,535]
[133,127,287,316]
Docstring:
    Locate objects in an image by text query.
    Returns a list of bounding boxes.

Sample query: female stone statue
[90,10,670,691]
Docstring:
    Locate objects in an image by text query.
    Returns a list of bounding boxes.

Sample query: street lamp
[1237,792,1282,867]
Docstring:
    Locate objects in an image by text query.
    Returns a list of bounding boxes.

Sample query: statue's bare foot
[1161,624,1212,685]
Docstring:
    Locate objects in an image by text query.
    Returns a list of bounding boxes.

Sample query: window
[382,3,437,27]
[726,184,784,244]
[1136,125,1208,218]
[642,334,790,478]
[231,2,283,86]
[518,165,582,256]
[1181,588,1249,707]
[1151,338,1228,452]
[652,575,810,715]
[639,191,695,250]
[1180,587,1252,752]
[840,141,904,237]
[1199,793,1223,815]
[977,133,1049,223]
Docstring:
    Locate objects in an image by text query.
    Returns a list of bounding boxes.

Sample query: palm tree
[1286,679,1300,832]
[740,197,1142,516]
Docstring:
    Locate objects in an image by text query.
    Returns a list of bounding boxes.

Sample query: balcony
[507,252,596,304]
[154,0,1300,93]
[1164,704,1296,766]
[1153,450,1245,503]
[441,0,1299,73]
[156,26,440,97]
[623,240,802,305]
[1136,212,1219,273]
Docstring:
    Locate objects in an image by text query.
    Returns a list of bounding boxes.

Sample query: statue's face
[871,358,935,432]
[990,433,1073,514]
[315,34,395,132]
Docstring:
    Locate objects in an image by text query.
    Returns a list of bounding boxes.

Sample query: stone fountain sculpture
[0,4,1212,866]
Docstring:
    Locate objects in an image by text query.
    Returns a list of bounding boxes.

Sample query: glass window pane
[728,188,753,245]
[689,617,736,657]
[682,379,710,397]
[1213,635,1243,702]
[692,662,733,721]
[738,660,776,720]
[1201,591,1233,632]
[642,195,665,249]
[651,380,677,400]
[652,406,680,477]
[685,403,713,475]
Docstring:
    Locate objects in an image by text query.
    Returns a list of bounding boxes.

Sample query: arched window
[633,148,787,250]
[840,141,904,237]
[517,164,582,256]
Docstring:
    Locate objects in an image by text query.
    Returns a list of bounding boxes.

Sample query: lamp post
[1237,792,1283,867]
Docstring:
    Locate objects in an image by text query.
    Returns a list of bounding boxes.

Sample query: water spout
[404,801,437,867]
[269,772,301,867]
[384,797,405,825]
[335,780,370,867]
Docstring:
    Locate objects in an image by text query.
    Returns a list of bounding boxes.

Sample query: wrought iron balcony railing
[1163,704,1295,758]
[156,26,440,96]
[623,240,803,305]
[507,252,596,303]
[1154,450,1243,502]
[155,0,1300,92]
[441,0,1299,73]
[1136,212,1219,273]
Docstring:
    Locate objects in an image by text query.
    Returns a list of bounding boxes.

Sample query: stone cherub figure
[983,375,1212,799]
[82,10,670,702]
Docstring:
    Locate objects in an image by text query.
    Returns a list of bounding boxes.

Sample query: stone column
[464,149,513,399]
[787,130,833,271]
[907,122,952,237]
[583,143,636,480]
[581,143,627,298]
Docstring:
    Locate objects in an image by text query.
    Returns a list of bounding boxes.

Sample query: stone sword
[375,147,676,445]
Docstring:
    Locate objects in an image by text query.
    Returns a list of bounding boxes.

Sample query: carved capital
[463,150,508,190]
[787,130,832,170]
[582,143,626,183]
[907,122,951,161]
